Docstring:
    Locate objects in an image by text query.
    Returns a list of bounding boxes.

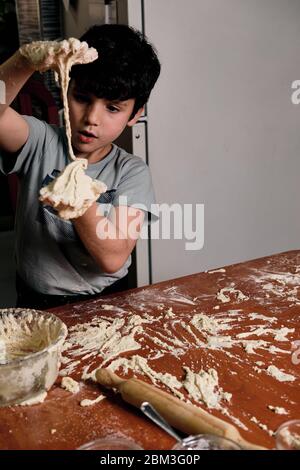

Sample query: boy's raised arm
[0,51,35,154]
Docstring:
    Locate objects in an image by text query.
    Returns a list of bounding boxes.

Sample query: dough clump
[39,159,107,220]
[19,38,98,72]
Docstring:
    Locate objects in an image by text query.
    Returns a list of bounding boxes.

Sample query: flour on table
[248,313,277,323]
[60,307,297,381]
[208,268,226,274]
[60,315,143,377]
[191,313,232,335]
[136,357,184,398]
[142,330,184,357]
[148,351,165,360]
[206,334,267,354]
[216,287,249,303]
[237,327,294,342]
[163,287,196,305]
[107,355,184,400]
[268,345,290,355]
[267,405,288,415]
[59,307,297,430]
[61,376,80,394]
[179,322,207,347]
[250,416,274,436]
[261,272,300,286]
[250,270,300,306]
[242,340,268,354]
[221,408,249,432]
[106,356,232,411]
[164,307,176,318]
[182,367,232,410]
[156,304,165,311]
[101,327,142,367]
[80,394,106,407]
[266,366,296,382]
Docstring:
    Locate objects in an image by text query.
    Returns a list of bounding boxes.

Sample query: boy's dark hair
[70,24,161,118]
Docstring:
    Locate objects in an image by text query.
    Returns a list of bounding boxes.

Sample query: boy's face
[67,82,143,160]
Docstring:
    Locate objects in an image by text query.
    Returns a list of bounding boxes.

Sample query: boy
[0,24,161,310]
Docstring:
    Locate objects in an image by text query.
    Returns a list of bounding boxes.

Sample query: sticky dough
[39,159,107,219]
[20,38,107,220]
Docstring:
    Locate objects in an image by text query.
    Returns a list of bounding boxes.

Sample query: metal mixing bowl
[0,308,68,406]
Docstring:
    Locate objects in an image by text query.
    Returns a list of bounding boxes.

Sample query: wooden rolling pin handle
[96,368,124,388]
[95,368,266,451]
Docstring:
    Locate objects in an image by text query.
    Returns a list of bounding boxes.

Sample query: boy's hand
[19,38,98,73]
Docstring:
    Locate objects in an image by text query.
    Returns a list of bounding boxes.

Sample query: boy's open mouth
[78,130,98,143]
[79,130,97,138]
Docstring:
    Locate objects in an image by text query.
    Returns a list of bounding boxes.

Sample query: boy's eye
[107,104,120,113]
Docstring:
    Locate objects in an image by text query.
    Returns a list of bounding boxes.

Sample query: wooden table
[0,250,299,450]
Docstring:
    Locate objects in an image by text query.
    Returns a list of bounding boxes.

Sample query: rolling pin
[96,368,266,450]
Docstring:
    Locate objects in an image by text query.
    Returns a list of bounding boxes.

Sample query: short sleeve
[112,157,159,223]
[0,115,54,177]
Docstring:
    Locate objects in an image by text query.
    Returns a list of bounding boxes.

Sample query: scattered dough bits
[208,268,226,274]
[60,307,297,432]
[250,416,274,437]
[80,394,106,407]
[61,376,80,394]
[39,159,107,220]
[266,365,296,382]
[268,405,288,415]
[182,366,232,410]
[216,287,249,303]
[20,38,107,220]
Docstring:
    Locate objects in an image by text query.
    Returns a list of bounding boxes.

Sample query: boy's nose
[84,103,101,126]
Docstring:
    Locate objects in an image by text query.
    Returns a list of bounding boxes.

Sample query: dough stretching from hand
[39,159,107,220]
[20,38,98,161]
[20,39,107,219]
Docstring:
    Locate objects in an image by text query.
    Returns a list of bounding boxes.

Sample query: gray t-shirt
[0,115,157,295]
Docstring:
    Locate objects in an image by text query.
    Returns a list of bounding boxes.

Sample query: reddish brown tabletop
[0,250,299,450]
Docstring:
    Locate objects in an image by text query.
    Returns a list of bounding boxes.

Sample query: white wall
[143,0,300,282]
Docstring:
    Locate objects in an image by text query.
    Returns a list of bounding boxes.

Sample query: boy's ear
[127,107,144,127]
